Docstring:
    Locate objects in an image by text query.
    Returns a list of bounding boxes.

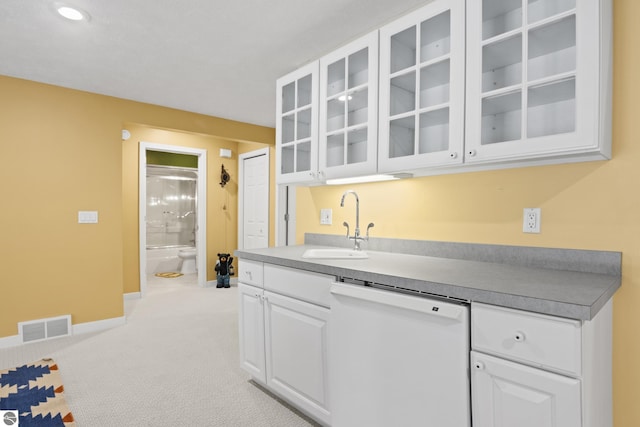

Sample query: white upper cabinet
[465,0,612,164]
[275,0,612,184]
[319,31,379,180]
[378,0,466,173]
[276,62,320,184]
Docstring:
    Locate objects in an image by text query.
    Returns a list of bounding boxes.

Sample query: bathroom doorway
[139,142,207,296]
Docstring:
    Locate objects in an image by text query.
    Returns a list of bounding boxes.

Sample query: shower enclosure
[146,165,197,249]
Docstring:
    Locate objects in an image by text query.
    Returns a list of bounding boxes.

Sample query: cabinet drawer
[264,264,333,308]
[472,303,582,376]
[238,259,264,287]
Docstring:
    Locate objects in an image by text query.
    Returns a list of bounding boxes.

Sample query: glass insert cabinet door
[319,31,379,180]
[464,0,608,163]
[276,61,319,184]
[378,0,465,173]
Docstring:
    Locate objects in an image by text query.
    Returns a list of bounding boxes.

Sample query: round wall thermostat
[122,129,131,141]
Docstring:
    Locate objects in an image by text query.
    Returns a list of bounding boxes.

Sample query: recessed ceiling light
[57,5,89,21]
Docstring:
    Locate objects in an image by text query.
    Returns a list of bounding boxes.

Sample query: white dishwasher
[329,281,471,427]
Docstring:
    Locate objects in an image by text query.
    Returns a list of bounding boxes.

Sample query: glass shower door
[146,166,197,248]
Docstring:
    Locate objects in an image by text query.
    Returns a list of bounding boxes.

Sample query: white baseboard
[0,315,126,350]
[124,292,141,300]
[73,316,126,335]
[0,334,21,349]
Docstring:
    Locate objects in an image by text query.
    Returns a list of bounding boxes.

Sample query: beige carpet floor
[0,280,317,426]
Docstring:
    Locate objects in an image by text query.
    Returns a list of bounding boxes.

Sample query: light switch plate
[320,209,332,225]
[78,211,99,224]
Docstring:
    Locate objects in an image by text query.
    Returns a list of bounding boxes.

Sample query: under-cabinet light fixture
[325,173,412,185]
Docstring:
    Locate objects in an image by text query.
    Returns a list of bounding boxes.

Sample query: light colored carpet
[0,281,317,426]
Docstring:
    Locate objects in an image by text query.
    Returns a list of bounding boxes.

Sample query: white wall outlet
[523,208,541,233]
[320,208,332,225]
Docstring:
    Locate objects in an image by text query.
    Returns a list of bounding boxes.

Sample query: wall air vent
[18,315,72,343]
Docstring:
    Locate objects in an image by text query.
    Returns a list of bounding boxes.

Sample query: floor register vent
[18,315,72,343]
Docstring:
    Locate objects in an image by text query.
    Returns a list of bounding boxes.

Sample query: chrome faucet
[340,190,374,250]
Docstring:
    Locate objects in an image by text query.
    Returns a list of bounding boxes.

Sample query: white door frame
[139,142,208,295]
[238,147,270,250]
[275,184,296,246]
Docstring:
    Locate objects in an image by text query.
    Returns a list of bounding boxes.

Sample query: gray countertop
[234,237,621,321]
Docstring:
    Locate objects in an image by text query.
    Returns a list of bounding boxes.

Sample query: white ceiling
[0,0,429,128]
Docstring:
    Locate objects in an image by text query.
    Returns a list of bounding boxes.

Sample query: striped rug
[0,358,75,426]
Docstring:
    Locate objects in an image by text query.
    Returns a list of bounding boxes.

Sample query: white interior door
[239,148,269,250]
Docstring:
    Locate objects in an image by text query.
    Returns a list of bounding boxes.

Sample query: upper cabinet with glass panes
[276,62,319,184]
[464,0,612,164]
[378,0,465,174]
[319,31,379,180]
[274,0,612,185]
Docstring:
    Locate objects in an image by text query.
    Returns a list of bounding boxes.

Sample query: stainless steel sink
[301,248,369,259]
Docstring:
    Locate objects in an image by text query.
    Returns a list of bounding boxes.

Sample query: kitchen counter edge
[234,244,621,321]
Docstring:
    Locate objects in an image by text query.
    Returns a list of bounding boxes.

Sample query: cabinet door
[471,351,581,427]
[276,61,320,184]
[238,283,266,382]
[465,0,610,164]
[264,291,330,424]
[319,31,379,180]
[378,0,465,173]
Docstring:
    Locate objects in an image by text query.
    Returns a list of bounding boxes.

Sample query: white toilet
[178,248,197,274]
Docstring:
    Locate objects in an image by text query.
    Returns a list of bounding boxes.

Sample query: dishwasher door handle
[330,283,465,321]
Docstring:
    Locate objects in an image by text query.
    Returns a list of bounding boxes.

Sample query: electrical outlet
[523,208,541,233]
[320,208,332,225]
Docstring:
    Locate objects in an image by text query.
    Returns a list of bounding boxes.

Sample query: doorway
[276,184,296,246]
[238,148,269,249]
[139,142,208,296]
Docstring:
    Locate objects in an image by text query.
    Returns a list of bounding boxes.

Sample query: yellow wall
[0,75,273,338]
[296,1,639,424]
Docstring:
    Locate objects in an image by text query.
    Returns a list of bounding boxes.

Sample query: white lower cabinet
[238,283,266,380]
[238,263,332,426]
[471,301,613,427]
[264,291,330,423]
[471,351,581,427]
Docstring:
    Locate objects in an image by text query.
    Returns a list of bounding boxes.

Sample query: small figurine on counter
[215,253,234,288]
